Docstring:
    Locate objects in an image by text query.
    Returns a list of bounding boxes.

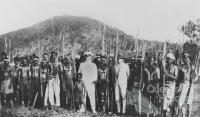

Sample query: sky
[0,0,199,42]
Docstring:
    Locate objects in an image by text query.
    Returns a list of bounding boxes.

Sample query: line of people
[0,49,198,117]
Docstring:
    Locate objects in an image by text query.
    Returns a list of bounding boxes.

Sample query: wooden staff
[62,29,64,57]
[52,17,55,47]
[115,30,119,63]
[8,39,11,60]
[102,24,106,55]
[109,37,112,55]
[139,41,146,117]
[5,36,8,53]
[37,24,41,61]
[161,42,167,117]
[124,41,127,51]
[32,92,38,108]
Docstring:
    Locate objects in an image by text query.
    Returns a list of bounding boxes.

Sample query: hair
[51,51,57,56]
[78,73,82,77]
[43,53,48,57]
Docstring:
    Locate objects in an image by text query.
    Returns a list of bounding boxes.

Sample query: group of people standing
[0,44,198,117]
[140,49,198,117]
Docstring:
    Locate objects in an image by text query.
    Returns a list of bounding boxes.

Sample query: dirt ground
[191,84,200,117]
[0,107,123,117]
[0,85,200,117]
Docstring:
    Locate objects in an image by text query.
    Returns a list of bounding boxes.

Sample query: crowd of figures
[0,43,199,117]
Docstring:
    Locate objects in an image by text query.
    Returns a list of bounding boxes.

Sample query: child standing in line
[74,73,87,112]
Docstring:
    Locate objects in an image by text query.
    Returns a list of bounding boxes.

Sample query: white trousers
[178,82,194,107]
[84,82,96,112]
[115,80,127,113]
[44,77,60,106]
[163,82,176,110]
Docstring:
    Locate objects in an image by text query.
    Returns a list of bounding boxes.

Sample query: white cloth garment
[78,61,98,112]
[44,76,60,106]
[178,82,194,107]
[163,82,176,110]
[114,63,130,113]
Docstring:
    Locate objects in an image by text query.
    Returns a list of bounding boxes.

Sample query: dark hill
[0,15,177,57]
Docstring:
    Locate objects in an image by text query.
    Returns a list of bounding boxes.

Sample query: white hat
[75,55,80,59]
[4,58,10,62]
[109,54,114,57]
[84,52,93,56]
[166,53,175,60]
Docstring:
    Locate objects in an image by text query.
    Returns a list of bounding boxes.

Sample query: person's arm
[17,68,21,89]
[144,68,150,81]
[165,66,178,80]
[28,67,31,79]
[78,63,82,74]
[156,68,160,80]
[126,64,130,78]
[93,64,98,82]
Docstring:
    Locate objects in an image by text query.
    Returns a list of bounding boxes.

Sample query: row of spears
[0,40,199,117]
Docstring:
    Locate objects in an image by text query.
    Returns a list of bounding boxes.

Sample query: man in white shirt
[78,52,98,113]
[114,56,130,115]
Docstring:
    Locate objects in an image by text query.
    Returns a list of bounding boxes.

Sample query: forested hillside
[0,15,178,57]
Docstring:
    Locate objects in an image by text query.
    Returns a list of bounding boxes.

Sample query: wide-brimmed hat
[51,51,58,56]
[84,52,93,56]
[166,53,175,60]
[3,57,9,62]
[117,54,125,60]
[34,57,39,61]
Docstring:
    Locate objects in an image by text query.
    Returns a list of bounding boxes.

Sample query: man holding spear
[40,53,50,109]
[44,51,61,111]
[162,52,178,117]
[30,54,40,107]
[177,51,199,117]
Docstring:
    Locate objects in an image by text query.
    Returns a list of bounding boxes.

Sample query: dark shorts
[75,92,85,104]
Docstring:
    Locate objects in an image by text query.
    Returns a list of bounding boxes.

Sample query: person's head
[86,55,92,62]
[166,53,175,64]
[84,52,93,62]
[50,51,58,62]
[22,57,28,66]
[175,50,180,60]
[77,73,82,81]
[149,57,155,66]
[3,57,9,65]
[1,52,7,62]
[158,51,163,61]
[33,57,39,65]
[183,53,190,65]
[66,56,72,64]
[14,56,20,66]
[15,60,20,66]
[58,56,63,62]
[43,53,49,61]
[118,58,125,64]
[101,56,107,65]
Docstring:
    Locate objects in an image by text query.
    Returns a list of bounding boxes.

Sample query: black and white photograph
[0,0,200,117]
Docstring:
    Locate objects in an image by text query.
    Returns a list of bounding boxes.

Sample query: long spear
[37,24,41,61]
[102,23,106,54]
[8,39,11,60]
[161,41,167,116]
[61,28,64,57]
[136,28,140,57]
[109,37,112,55]
[5,36,8,53]
[124,40,127,51]
[128,39,133,53]
[138,41,146,117]
[115,30,119,63]
[51,17,55,48]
